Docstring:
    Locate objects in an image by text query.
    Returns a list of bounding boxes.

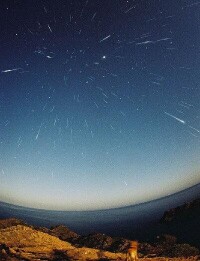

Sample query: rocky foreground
[0,224,127,260]
[0,218,199,261]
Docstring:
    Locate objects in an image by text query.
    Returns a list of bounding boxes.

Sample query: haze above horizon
[0,0,200,210]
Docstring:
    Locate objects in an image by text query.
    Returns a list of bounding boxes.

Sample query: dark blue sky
[0,0,200,210]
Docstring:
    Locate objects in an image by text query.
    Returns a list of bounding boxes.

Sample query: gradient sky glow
[0,0,200,210]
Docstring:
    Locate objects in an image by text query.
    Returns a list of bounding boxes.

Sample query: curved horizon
[1,181,200,211]
[1,0,200,211]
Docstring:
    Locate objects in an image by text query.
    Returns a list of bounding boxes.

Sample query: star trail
[0,0,200,210]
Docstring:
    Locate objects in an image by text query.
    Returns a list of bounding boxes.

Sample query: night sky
[0,0,200,210]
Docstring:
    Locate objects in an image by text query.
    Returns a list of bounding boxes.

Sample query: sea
[0,183,200,241]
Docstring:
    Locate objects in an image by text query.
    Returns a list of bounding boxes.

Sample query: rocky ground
[0,223,124,260]
[0,218,199,260]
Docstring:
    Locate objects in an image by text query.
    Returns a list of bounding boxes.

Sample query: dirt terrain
[0,224,124,260]
[0,220,199,260]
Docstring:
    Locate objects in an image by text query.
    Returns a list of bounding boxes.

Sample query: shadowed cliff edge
[0,198,199,260]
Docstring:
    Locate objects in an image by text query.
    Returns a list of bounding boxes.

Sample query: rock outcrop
[160,198,200,223]
[0,215,199,260]
[0,218,27,229]
[159,198,200,249]
[0,223,125,260]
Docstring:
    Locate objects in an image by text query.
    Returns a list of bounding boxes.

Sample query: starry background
[0,0,200,210]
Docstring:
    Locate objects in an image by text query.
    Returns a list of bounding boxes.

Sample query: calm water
[0,183,200,240]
